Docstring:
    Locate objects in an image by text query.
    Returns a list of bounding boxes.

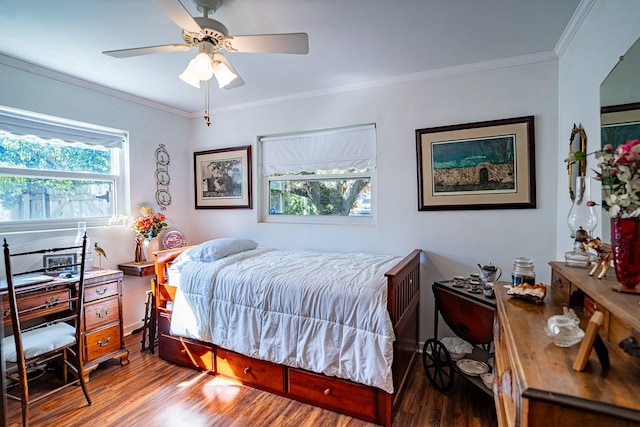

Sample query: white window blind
[0,106,125,148]
[261,124,376,175]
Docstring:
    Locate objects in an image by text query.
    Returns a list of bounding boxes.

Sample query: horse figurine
[584,237,613,279]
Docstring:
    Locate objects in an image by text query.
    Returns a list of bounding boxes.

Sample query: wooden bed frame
[153,247,421,426]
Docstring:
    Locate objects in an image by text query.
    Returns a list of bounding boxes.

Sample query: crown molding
[554,0,597,58]
[0,53,190,117]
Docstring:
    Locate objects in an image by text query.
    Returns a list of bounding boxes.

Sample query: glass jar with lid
[512,257,535,287]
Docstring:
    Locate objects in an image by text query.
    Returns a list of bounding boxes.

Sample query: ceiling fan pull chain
[203,80,211,126]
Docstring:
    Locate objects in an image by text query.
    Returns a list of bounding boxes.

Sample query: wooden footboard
[153,247,421,427]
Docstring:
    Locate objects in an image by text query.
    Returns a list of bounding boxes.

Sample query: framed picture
[43,253,76,273]
[416,116,536,211]
[601,102,640,149]
[194,145,252,209]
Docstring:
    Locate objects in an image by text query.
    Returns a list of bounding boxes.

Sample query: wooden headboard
[153,246,191,285]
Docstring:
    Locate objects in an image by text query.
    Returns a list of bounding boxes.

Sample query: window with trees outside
[260,124,376,225]
[0,105,128,233]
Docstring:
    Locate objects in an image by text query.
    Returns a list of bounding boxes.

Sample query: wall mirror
[600,36,640,242]
[567,124,587,202]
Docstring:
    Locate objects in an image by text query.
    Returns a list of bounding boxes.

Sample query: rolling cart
[422,279,496,393]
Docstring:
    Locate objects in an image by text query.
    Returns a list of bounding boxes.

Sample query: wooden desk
[493,266,640,426]
[1,269,129,379]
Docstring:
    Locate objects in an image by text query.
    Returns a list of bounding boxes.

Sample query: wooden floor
[5,334,498,426]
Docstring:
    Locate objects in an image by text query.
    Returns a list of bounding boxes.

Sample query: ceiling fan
[103,0,309,91]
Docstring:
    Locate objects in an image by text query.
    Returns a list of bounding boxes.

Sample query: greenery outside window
[260,124,376,225]
[0,105,128,233]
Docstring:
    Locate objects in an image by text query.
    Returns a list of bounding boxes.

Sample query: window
[0,105,128,232]
[260,124,376,224]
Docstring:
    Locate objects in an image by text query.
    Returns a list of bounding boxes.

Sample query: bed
[153,238,420,426]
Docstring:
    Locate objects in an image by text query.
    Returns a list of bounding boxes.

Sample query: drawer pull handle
[95,287,108,295]
[2,309,9,319]
[243,367,251,374]
[97,336,111,347]
[95,307,110,318]
[45,296,60,307]
[324,388,331,396]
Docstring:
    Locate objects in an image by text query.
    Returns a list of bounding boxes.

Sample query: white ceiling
[0,0,582,115]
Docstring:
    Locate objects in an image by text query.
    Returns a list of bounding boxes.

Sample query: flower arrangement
[595,139,640,218]
[132,206,167,239]
[567,138,640,218]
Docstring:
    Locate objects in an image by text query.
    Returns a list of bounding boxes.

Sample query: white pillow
[184,237,258,262]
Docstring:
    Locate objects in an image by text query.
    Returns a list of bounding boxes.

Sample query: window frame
[259,124,377,226]
[0,106,130,234]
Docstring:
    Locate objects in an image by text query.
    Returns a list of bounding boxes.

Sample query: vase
[610,217,640,293]
[142,237,161,262]
[74,221,94,271]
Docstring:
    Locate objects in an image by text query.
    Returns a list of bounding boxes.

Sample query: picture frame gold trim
[416,116,536,211]
[194,145,252,209]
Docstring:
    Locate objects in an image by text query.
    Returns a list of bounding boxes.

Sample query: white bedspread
[169,247,401,393]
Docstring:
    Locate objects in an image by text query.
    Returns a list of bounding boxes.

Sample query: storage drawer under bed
[287,368,377,420]
[216,348,284,393]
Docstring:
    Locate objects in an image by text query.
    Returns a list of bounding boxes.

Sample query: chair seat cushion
[1,322,76,363]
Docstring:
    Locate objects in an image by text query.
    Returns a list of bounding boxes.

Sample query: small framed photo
[43,253,77,273]
[194,145,252,209]
[416,116,536,211]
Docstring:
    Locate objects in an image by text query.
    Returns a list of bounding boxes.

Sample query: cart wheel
[422,338,455,392]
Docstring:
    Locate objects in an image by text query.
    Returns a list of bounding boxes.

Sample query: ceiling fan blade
[154,0,203,34]
[212,53,244,89]
[223,33,309,54]
[103,44,192,58]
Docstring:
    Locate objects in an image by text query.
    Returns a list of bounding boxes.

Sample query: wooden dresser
[493,262,640,427]
[2,269,129,379]
[82,269,129,378]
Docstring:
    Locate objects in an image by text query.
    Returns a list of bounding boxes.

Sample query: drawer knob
[45,296,61,307]
[97,336,111,347]
[2,309,9,319]
[243,367,251,374]
[95,307,110,318]
[324,388,331,396]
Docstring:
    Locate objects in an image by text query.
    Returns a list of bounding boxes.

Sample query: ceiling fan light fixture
[178,66,201,88]
[212,60,238,88]
[190,52,215,80]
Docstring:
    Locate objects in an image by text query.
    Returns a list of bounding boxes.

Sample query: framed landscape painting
[194,145,252,209]
[416,116,536,211]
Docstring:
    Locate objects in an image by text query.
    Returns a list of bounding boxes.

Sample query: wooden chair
[1,235,92,426]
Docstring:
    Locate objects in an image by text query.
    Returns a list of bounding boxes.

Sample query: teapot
[478,262,502,284]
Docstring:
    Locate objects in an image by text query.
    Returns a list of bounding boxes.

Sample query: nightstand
[118,261,157,354]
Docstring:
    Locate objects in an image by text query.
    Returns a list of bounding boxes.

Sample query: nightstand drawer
[84,296,119,330]
[85,281,118,303]
[216,348,284,392]
[84,323,122,361]
[288,368,376,420]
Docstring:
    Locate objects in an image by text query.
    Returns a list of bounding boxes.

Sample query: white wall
[189,60,560,341]
[0,63,193,334]
[556,0,640,260]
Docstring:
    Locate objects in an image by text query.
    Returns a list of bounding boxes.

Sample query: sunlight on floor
[175,371,243,403]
